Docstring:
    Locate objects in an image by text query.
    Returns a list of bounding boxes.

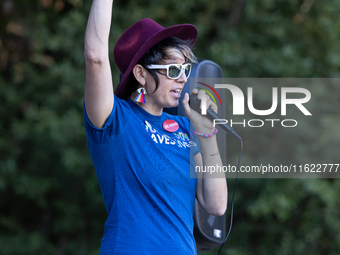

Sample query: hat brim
[114,23,198,100]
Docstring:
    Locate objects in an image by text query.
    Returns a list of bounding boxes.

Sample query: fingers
[191,88,199,94]
[183,88,218,119]
[193,89,218,114]
[182,92,191,117]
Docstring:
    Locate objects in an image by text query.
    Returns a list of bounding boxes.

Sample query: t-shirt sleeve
[84,95,131,144]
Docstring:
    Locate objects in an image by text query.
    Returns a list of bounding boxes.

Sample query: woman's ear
[132,64,147,85]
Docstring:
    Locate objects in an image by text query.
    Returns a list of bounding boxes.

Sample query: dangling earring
[134,87,147,103]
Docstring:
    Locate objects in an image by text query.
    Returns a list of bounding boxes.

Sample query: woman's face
[143,54,188,115]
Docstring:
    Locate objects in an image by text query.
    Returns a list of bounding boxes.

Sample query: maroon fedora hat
[114,18,198,100]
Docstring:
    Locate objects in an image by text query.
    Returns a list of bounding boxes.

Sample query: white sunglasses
[145,63,192,79]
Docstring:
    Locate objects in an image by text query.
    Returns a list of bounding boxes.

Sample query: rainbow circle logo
[197,82,223,106]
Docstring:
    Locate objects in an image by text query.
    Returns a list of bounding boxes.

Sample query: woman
[84,1,227,254]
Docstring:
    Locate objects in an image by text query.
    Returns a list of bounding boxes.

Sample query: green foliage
[0,0,339,254]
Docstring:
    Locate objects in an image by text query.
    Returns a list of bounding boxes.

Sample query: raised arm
[84,0,114,128]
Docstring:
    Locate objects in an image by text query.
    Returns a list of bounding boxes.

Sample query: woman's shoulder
[114,94,130,107]
[113,94,134,115]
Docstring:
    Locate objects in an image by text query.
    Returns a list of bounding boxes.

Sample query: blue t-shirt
[84,96,200,255]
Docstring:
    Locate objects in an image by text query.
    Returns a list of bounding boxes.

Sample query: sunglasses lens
[184,64,191,78]
[168,65,181,79]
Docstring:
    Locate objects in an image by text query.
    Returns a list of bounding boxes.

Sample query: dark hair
[127,37,197,98]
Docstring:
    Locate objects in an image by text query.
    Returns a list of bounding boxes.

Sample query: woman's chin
[169,99,180,108]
